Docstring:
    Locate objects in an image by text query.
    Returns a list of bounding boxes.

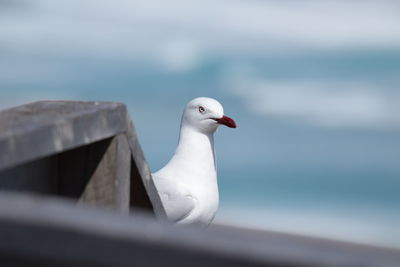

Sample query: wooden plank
[78,134,131,212]
[0,101,128,170]
[0,192,399,267]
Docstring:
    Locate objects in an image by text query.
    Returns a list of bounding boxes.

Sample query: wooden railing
[0,101,164,214]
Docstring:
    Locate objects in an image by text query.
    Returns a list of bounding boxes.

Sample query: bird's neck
[175,125,216,171]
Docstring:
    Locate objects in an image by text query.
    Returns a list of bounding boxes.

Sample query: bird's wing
[154,177,196,222]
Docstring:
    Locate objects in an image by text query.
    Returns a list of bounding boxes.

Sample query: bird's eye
[198,106,205,113]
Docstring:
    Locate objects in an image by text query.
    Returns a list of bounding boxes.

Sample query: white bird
[152,97,236,226]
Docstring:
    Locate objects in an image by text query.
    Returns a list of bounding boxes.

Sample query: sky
[1,0,400,248]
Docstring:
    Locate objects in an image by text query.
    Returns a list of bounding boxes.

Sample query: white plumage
[152,97,236,226]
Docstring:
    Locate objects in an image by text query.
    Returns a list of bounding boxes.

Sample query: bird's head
[182,97,237,134]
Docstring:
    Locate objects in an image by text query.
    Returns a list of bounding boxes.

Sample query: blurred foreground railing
[0,101,399,267]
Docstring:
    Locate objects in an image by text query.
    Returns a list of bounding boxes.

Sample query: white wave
[224,70,400,129]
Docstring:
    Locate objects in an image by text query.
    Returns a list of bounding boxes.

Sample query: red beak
[213,115,237,128]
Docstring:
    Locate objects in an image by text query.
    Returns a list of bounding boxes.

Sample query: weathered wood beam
[0,101,127,170]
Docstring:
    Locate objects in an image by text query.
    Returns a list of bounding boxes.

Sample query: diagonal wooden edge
[123,114,167,218]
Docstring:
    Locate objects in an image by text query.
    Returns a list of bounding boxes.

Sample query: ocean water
[1,0,400,248]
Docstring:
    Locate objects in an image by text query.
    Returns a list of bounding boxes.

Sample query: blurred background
[1,0,399,248]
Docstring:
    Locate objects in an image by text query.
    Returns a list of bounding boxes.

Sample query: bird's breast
[185,174,219,225]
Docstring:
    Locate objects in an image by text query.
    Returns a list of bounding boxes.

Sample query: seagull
[152,97,236,226]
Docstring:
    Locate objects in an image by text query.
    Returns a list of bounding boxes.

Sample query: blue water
[1,0,400,248]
